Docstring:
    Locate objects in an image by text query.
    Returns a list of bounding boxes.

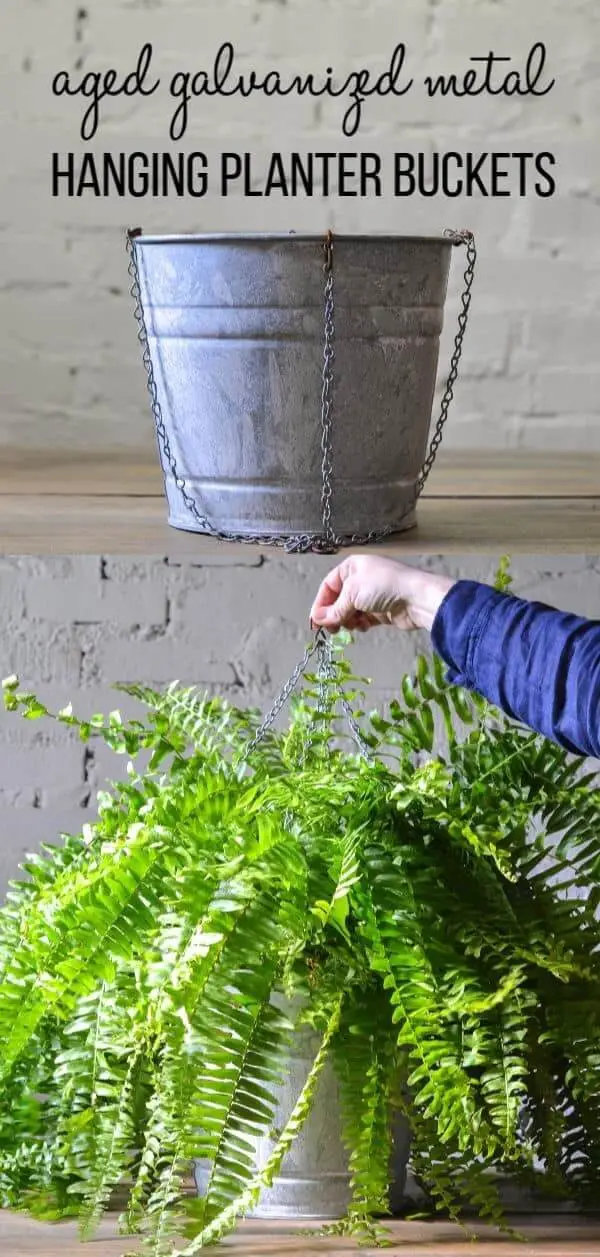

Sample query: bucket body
[193,1012,411,1221]
[134,233,453,538]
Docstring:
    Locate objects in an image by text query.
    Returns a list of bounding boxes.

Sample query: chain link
[127,226,476,556]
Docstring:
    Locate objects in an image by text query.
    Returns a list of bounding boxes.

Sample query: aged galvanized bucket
[193,1009,411,1221]
[128,230,475,550]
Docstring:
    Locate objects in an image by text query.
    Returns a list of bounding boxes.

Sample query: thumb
[315,579,358,629]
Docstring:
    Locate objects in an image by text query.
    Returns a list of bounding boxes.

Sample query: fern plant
[1,618,600,1255]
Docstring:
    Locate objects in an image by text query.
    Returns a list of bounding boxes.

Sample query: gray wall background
[0,552,598,897]
[1,0,599,454]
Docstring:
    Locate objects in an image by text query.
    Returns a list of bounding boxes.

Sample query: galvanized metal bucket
[193,1008,411,1221]
[127,230,476,552]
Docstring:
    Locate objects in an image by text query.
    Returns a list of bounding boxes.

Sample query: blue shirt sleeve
[430,580,600,760]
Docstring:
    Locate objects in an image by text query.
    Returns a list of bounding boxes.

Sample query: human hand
[309,555,455,634]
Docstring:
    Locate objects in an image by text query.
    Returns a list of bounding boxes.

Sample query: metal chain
[316,629,334,719]
[303,626,333,757]
[127,227,476,555]
[238,627,373,764]
[240,631,323,761]
[316,637,374,763]
[417,228,477,495]
[319,231,336,549]
[338,693,374,763]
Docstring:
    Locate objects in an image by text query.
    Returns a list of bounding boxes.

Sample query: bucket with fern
[1,613,600,1255]
[193,993,411,1221]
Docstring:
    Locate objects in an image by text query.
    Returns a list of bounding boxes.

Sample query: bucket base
[194,1163,351,1221]
[166,509,418,542]
[162,472,421,542]
[193,1113,410,1223]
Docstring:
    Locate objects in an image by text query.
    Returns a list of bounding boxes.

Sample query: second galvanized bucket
[127,230,476,552]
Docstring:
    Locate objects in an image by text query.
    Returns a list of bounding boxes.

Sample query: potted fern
[1,619,600,1256]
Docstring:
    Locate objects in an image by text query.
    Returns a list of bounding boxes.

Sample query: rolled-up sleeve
[430,580,600,760]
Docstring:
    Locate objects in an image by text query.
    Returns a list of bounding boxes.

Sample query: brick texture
[0,553,599,897]
[0,0,599,452]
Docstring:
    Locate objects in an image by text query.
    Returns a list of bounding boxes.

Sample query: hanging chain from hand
[127,227,476,556]
[238,627,373,764]
[314,632,373,762]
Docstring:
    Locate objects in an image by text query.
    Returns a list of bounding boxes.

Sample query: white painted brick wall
[0,552,599,897]
[0,0,599,453]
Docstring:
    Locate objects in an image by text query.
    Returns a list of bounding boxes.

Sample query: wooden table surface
[1,449,599,555]
[3,1211,598,1257]
[2,1213,600,1257]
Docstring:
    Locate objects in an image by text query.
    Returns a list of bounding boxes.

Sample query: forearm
[431,580,600,759]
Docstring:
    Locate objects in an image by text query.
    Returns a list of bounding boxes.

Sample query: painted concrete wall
[0,0,599,454]
[0,552,598,896]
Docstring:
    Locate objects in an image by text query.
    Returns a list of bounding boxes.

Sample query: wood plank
[424,453,600,500]
[0,448,162,497]
[0,494,599,555]
[1,450,599,501]
[2,1212,600,1257]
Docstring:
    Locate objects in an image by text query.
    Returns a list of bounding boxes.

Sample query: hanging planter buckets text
[127,229,476,554]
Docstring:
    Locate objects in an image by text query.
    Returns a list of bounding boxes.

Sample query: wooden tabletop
[1,450,599,555]
[2,1212,600,1257]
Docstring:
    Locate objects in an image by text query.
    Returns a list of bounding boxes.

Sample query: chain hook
[311,623,329,649]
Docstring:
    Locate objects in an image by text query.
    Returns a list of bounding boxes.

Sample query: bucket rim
[132,231,455,247]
